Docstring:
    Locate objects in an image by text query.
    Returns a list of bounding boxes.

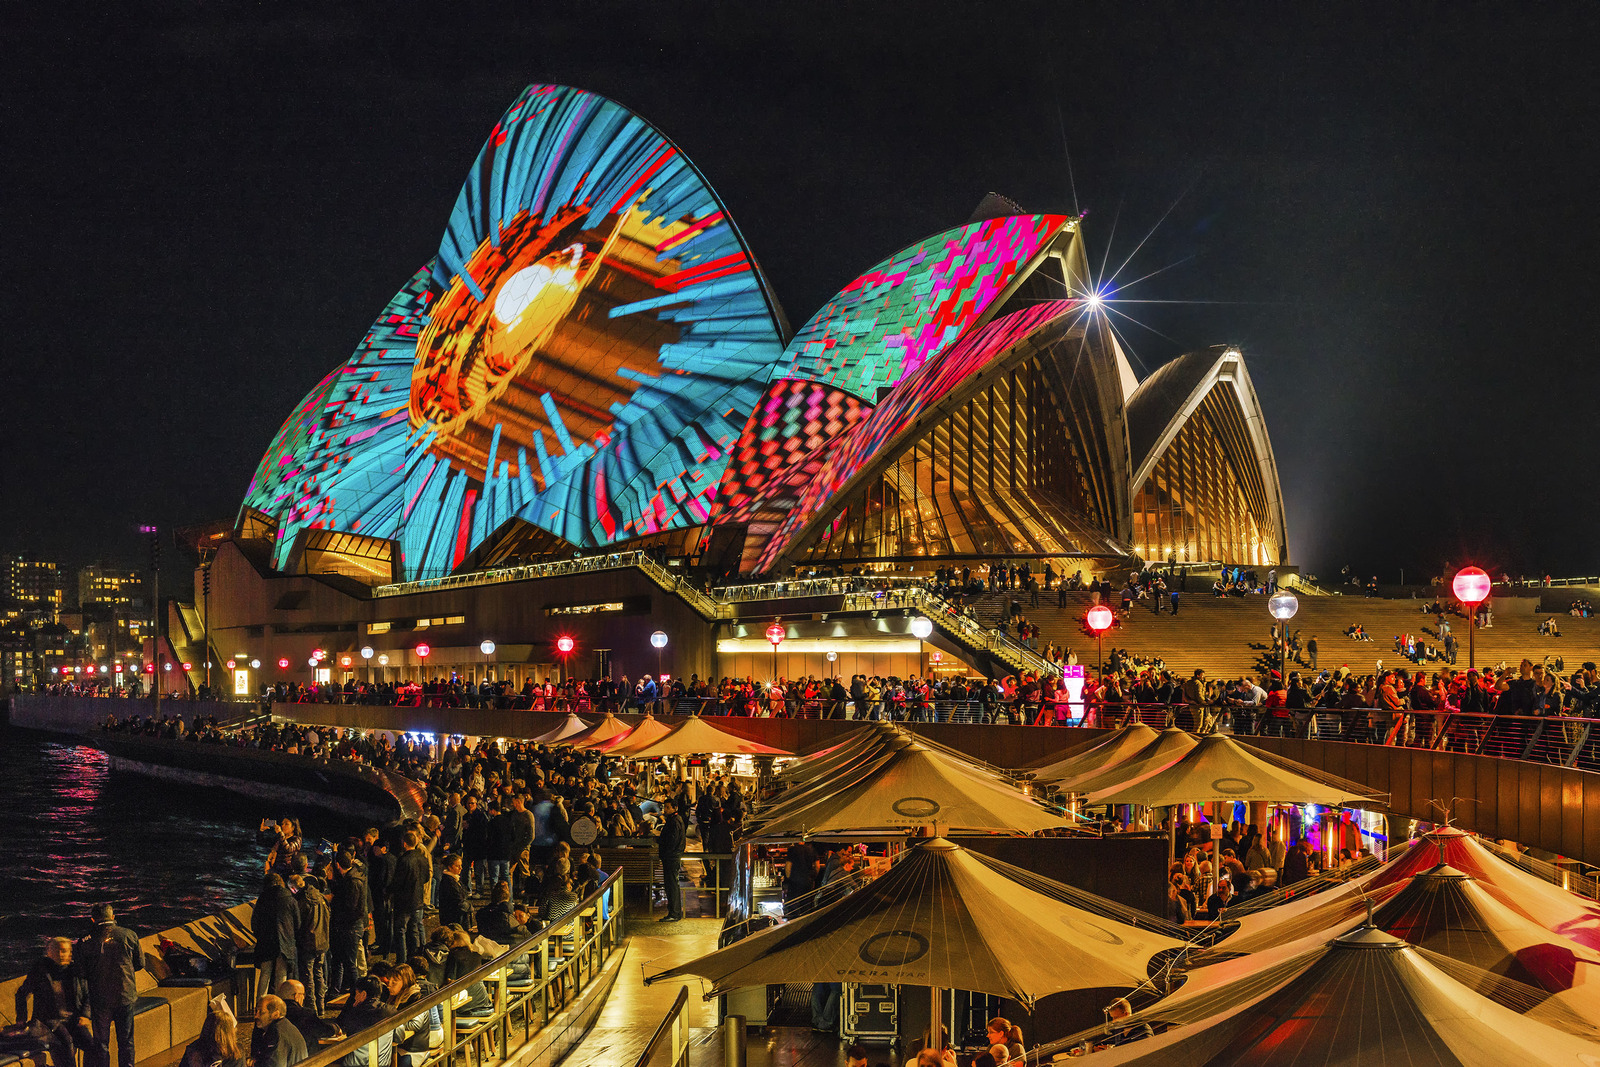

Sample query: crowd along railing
[293,871,624,1067]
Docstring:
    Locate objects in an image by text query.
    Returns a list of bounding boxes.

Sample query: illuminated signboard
[243,84,788,577]
[546,601,625,615]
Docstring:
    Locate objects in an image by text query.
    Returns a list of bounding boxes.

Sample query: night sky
[5,3,1598,584]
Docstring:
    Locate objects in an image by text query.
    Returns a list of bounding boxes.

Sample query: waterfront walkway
[574,916,847,1067]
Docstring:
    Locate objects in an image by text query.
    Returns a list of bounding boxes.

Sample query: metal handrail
[294,870,624,1067]
[633,984,690,1067]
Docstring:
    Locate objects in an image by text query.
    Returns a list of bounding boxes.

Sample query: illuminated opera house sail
[241,84,1288,584]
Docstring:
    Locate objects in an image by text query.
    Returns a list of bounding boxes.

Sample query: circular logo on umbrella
[1064,917,1125,945]
[859,930,930,967]
[1210,777,1255,795]
[892,797,942,818]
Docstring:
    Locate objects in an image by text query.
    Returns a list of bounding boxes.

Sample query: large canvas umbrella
[1087,734,1382,807]
[623,715,793,758]
[1053,728,1198,796]
[1369,828,1600,952]
[748,739,1071,837]
[1029,723,1161,784]
[1200,877,1409,959]
[1373,864,1600,1008]
[591,713,672,755]
[561,712,631,748]
[528,712,591,743]
[769,724,898,790]
[646,838,1185,1006]
[1060,925,1600,1065]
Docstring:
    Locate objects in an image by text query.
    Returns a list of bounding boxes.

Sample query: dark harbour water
[0,725,355,976]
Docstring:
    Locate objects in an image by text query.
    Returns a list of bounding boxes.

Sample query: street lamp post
[1085,605,1113,680]
[650,631,668,682]
[415,643,431,685]
[361,645,374,683]
[765,622,785,684]
[555,635,575,681]
[480,639,496,684]
[1268,591,1300,681]
[1452,566,1492,669]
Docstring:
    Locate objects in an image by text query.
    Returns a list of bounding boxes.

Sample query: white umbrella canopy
[1058,925,1600,1066]
[1030,723,1161,784]
[1087,734,1381,807]
[623,715,793,758]
[1054,728,1198,796]
[527,712,592,744]
[646,838,1185,1006]
[560,712,631,748]
[590,713,672,755]
[749,739,1072,837]
[770,724,899,789]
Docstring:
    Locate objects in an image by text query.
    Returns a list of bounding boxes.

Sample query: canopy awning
[1087,734,1382,807]
[624,716,792,758]
[1030,723,1161,784]
[748,739,1072,837]
[646,838,1184,1006]
[527,712,591,744]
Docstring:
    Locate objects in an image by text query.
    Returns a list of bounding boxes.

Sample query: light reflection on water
[0,726,353,976]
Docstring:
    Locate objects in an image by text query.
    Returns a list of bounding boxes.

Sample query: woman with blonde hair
[178,997,243,1067]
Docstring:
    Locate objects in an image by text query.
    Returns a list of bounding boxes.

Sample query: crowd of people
[7,716,755,1067]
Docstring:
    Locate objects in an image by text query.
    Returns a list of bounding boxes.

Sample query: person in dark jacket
[292,878,330,1014]
[332,978,392,1067]
[657,798,687,922]
[252,875,301,995]
[366,839,395,958]
[1282,839,1312,886]
[441,931,491,1014]
[274,980,335,1044]
[15,937,92,1067]
[249,995,307,1067]
[326,848,369,995]
[475,883,529,945]
[461,795,491,895]
[485,803,517,893]
[78,903,144,1067]
[436,855,471,930]
[388,831,430,963]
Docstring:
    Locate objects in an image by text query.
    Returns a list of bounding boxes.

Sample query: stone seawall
[5,693,247,734]
[89,733,426,824]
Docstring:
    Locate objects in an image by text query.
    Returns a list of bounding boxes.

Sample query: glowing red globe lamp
[278,658,290,669]
[765,622,786,646]
[1085,605,1114,633]
[555,636,575,654]
[415,643,431,659]
[1452,566,1491,606]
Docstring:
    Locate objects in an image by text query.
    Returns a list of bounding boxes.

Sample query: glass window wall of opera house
[226,83,1289,595]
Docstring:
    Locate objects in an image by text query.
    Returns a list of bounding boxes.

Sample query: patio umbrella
[769,724,898,790]
[748,738,1071,837]
[1057,924,1600,1065]
[1374,864,1600,1006]
[645,838,1185,1006]
[527,712,592,744]
[590,712,671,755]
[561,712,632,749]
[1087,734,1382,807]
[623,715,793,758]
[1369,828,1600,953]
[1199,877,1410,960]
[1052,728,1198,796]
[1029,723,1161,784]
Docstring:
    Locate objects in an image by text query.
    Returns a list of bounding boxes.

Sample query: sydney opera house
[190,84,1289,687]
